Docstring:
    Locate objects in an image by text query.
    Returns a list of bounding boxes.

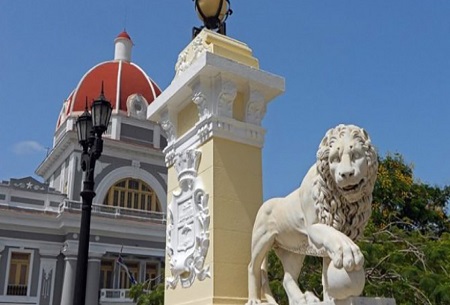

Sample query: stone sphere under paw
[325,264,365,300]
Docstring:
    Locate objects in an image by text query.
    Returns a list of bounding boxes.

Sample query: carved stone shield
[166,150,210,289]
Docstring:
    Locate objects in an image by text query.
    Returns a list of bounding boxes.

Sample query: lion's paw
[293,291,320,305]
[303,291,320,303]
[245,299,262,305]
[326,233,364,272]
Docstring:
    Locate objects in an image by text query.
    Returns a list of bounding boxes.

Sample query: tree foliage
[267,153,450,305]
[129,282,164,305]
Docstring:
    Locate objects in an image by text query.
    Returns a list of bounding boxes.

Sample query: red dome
[56,31,161,130]
[57,61,161,129]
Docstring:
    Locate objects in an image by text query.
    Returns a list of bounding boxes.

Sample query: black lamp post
[193,0,232,38]
[73,84,112,305]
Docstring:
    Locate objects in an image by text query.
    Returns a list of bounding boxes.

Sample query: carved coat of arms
[166,150,210,289]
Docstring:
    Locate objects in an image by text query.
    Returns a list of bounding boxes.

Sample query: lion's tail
[261,256,277,305]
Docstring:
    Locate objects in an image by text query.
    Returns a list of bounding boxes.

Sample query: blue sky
[0,1,449,200]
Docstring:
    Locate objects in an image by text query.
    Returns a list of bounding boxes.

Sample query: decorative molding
[165,149,176,168]
[218,81,237,118]
[11,177,50,193]
[126,94,148,119]
[175,35,209,77]
[38,257,57,305]
[131,160,141,168]
[161,109,176,167]
[41,265,53,299]
[161,114,266,169]
[166,149,210,289]
[192,91,210,121]
[246,90,266,125]
[196,116,265,148]
[174,50,190,76]
[161,110,176,145]
[192,35,209,61]
[159,81,268,164]
[61,241,80,258]
[174,150,201,191]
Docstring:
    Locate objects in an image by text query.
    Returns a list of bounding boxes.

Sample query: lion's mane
[312,125,378,241]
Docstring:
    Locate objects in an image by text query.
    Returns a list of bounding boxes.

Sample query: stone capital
[148,50,284,167]
[39,247,62,258]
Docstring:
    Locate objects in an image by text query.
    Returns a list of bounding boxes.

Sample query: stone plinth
[315,297,396,305]
[147,29,284,305]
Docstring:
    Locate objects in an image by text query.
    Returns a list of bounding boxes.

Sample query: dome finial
[114,31,133,62]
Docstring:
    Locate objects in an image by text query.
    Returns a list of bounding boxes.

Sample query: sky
[0,1,449,200]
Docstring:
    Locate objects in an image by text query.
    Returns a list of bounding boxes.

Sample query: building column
[60,254,77,305]
[140,261,146,283]
[147,29,284,305]
[156,259,162,285]
[85,254,102,305]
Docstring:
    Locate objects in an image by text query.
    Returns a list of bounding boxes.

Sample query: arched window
[103,178,161,212]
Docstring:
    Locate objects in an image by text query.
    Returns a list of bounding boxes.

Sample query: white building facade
[0,31,167,305]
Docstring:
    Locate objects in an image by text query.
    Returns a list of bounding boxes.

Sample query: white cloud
[12,141,47,155]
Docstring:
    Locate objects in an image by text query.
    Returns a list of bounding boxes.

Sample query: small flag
[116,252,138,285]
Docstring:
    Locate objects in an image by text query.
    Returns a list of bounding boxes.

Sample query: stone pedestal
[147,30,284,305]
[316,297,396,305]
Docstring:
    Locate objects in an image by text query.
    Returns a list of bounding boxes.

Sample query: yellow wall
[232,92,246,122]
[211,138,262,299]
[165,138,263,305]
[177,101,198,136]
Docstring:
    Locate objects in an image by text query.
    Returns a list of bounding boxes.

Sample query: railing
[59,200,166,224]
[99,289,132,304]
[7,284,28,296]
[99,288,150,304]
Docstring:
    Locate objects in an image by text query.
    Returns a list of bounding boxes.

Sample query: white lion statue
[246,124,378,305]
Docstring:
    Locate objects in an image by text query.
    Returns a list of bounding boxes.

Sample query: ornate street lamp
[73,83,112,305]
[193,0,232,38]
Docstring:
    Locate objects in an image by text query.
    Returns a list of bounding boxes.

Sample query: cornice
[35,132,76,178]
[148,51,285,167]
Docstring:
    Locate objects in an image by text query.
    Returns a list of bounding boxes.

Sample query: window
[100,261,114,289]
[145,263,158,289]
[7,252,31,296]
[103,178,161,212]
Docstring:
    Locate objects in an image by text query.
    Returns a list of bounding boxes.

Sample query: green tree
[129,282,164,305]
[361,153,450,304]
[372,153,450,235]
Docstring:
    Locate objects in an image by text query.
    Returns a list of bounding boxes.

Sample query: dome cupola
[114,30,133,62]
[55,31,161,143]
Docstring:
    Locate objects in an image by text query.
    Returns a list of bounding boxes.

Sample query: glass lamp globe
[195,0,229,28]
